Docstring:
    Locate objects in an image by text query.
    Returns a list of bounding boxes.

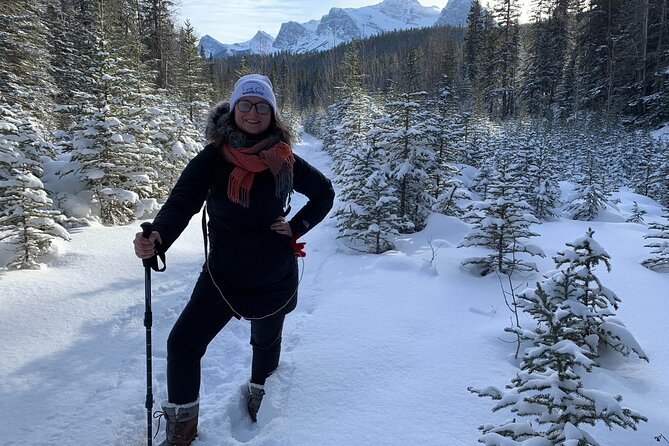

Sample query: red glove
[290,233,306,257]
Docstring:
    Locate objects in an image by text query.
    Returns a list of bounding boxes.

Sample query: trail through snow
[1,133,668,445]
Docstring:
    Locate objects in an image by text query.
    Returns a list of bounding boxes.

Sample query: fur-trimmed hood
[204,101,282,148]
[204,101,233,145]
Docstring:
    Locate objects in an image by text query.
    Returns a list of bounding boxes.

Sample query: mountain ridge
[198,0,472,58]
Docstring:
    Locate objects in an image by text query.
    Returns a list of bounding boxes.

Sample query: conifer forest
[2,1,669,444]
[1,0,668,268]
[0,0,669,269]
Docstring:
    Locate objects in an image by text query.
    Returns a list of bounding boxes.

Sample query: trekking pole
[140,222,165,446]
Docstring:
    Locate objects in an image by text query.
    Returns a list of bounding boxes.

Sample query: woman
[134,74,334,446]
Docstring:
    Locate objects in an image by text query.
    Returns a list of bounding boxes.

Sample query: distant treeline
[212,0,668,129]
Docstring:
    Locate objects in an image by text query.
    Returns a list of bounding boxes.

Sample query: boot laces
[153,409,191,440]
[152,411,165,439]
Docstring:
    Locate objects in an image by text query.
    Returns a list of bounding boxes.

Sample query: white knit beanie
[229,74,278,114]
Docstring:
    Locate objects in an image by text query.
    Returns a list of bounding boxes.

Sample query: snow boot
[246,382,265,422]
[155,399,199,446]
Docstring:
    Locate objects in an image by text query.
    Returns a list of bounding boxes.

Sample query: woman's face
[234,96,272,135]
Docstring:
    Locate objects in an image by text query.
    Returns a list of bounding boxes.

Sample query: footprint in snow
[228,361,296,442]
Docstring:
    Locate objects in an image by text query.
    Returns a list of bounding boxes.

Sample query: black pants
[166,272,285,405]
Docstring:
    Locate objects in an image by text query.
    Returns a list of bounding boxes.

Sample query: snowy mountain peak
[198,35,228,58]
[248,30,275,52]
[435,0,473,26]
[253,30,274,40]
[378,0,422,10]
[378,0,438,23]
[200,31,275,58]
[380,0,423,5]
[316,8,361,41]
[200,0,443,57]
[273,21,312,49]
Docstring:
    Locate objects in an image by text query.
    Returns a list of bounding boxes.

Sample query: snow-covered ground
[1,133,667,445]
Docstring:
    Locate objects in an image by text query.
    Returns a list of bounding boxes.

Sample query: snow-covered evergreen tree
[64,112,141,225]
[563,148,611,221]
[0,101,23,182]
[598,128,627,193]
[642,210,669,272]
[106,64,167,205]
[486,0,521,118]
[175,20,213,128]
[469,160,495,201]
[58,33,145,225]
[0,1,57,127]
[146,99,203,198]
[495,126,533,204]
[0,103,55,175]
[0,172,71,269]
[47,0,100,124]
[326,43,378,172]
[469,259,647,444]
[469,228,648,444]
[45,0,82,127]
[628,131,662,199]
[336,144,400,254]
[271,56,302,140]
[432,179,469,219]
[321,101,349,171]
[520,126,562,220]
[426,79,469,217]
[626,201,647,224]
[331,43,400,253]
[137,0,179,89]
[372,49,436,232]
[462,121,496,169]
[463,0,485,85]
[302,109,329,141]
[0,102,70,269]
[553,228,648,359]
[459,163,545,276]
[649,145,669,208]
[519,0,571,117]
[380,91,435,232]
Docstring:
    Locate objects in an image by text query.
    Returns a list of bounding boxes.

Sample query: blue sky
[176,0,450,43]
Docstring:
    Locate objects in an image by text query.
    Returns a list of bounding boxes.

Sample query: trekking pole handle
[140,223,165,271]
[141,222,154,268]
[141,222,153,239]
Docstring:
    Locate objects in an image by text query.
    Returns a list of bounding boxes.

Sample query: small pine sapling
[553,228,648,360]
[642,209,669,272]
[469,229,648,444]
[459,165,545,276]
[626,201,647,224]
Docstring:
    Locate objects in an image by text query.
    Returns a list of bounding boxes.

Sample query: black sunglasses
[236,100,271,115]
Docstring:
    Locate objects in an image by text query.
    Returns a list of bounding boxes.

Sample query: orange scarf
[222,139,294,208]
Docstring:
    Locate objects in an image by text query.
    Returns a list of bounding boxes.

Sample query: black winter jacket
[151,126,334,319]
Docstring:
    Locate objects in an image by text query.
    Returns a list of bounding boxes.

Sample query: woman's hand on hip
[270,217,292,237]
